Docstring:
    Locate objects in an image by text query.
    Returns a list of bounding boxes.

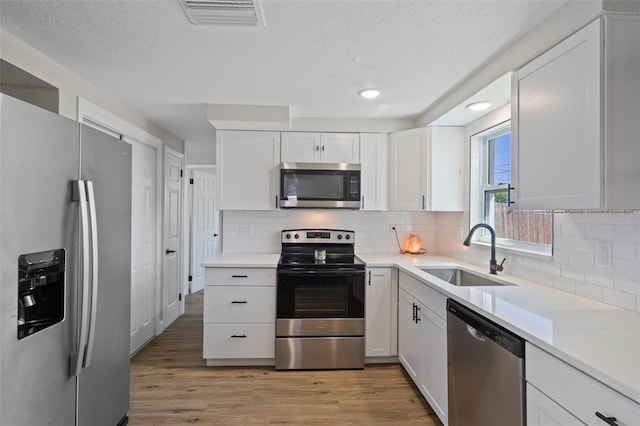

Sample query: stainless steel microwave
[279,162,361,209]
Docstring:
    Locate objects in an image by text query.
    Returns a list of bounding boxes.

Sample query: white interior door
[130,140,157,354]
[161,148,182,332]
[190,170,218,293]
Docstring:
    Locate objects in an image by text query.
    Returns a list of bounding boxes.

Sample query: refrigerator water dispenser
[17,249,65,339]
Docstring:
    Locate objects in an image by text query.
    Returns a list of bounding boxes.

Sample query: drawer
[205,267,276,286]
[203,323,275,359]
[526,343,640,425]
[204,286,275,323]
[399,271,447,319]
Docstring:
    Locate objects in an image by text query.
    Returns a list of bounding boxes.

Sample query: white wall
[433,105,640,313]
[417,1,605,127]
[186,139,216,165]
[221,210,437,255]
[0,29,184,153]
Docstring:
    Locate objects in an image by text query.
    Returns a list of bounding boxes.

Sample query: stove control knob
[345,234,351,240]
[294,233,299,239]
[285,233,291,239]
[337,234,343,240]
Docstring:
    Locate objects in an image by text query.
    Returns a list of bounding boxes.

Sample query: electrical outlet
[596,240,612,269]
[239,224,252,236]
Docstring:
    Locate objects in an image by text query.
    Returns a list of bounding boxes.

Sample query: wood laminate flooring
[129,291,442,425]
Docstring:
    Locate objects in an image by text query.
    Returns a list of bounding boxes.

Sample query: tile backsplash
[222,209,640,313]
[437,210,640,313]
[221,210,437,255]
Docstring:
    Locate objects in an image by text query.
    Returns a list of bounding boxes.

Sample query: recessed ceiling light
[358,89,381,99]
[466,101,492,111]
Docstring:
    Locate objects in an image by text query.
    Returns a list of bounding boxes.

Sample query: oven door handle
[277,269,366,276]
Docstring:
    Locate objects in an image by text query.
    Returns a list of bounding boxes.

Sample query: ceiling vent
[178,0,265,26]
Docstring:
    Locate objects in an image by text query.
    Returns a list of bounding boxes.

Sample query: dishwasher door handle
[467,325,486,342]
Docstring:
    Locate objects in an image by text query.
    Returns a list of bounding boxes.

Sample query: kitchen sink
[420,267,513,287]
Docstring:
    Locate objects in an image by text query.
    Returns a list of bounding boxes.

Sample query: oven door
[275,269,365,369]
[276,269,365,319]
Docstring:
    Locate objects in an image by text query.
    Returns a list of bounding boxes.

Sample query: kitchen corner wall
[436,211,640,313]
[221,210,437,255]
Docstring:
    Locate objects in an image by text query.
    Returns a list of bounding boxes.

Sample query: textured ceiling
[0,0,567,145]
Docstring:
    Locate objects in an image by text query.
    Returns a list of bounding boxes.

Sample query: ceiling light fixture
[466,101,492,111]
[358,89,381,99]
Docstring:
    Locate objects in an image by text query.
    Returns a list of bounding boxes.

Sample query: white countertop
[202,252,640,404]
[358,253,640,405]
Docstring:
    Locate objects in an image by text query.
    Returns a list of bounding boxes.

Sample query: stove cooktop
[278,229,364,270]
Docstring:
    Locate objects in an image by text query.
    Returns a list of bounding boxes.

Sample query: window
[472,121,553,255]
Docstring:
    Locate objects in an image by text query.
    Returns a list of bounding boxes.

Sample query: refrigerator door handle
[72,180,91,377]
[83,180,99,368]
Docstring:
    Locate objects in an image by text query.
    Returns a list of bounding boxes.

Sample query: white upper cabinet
[216,130,280,210]
[512,15,640,210]
[280,132,360,163]
[359,133,388,211]
[388,126,463,211]
[320,133,360,163]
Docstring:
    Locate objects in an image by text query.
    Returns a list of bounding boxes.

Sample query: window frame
[470,120,553,257]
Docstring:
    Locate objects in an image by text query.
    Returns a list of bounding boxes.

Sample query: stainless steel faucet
[463,223,505,274]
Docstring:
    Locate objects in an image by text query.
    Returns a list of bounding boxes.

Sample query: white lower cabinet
[527,383,585,425]
[365,268,398,359]
[526,343,640,425]
[203,267,276,366]
[203,323,275,360]
[398,289,421,381]
[398,272,448,425]
[419,303,447,423]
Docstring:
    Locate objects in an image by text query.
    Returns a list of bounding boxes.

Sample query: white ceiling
[0,0,568,145]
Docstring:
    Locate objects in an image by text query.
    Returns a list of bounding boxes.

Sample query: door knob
[165,249,176,255]
[213,233,219,237]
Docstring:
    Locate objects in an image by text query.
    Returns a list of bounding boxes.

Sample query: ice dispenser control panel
[17,249,65,339]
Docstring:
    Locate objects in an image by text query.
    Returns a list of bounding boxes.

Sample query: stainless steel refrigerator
[0,94,132,425]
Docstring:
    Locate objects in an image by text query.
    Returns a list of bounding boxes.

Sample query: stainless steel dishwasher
[447,299,525,426]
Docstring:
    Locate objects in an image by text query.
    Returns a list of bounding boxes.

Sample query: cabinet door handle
[415,306,421,323]
[595,412,619,426]
[231,301,247,304]
[361,196,365,209]
[368,270,371,286]
[422,195,426,210]
[275,194,278,209]
[231,275,248,278]
[412,303,416,322]
[316,145,320,151]
[321,145,325,152]
[231,334,247,338]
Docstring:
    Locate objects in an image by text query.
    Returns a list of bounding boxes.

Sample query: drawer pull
[231,275,248,278]
[231,334,247,338]
[231,300,247,304]
[595,412,619,426]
